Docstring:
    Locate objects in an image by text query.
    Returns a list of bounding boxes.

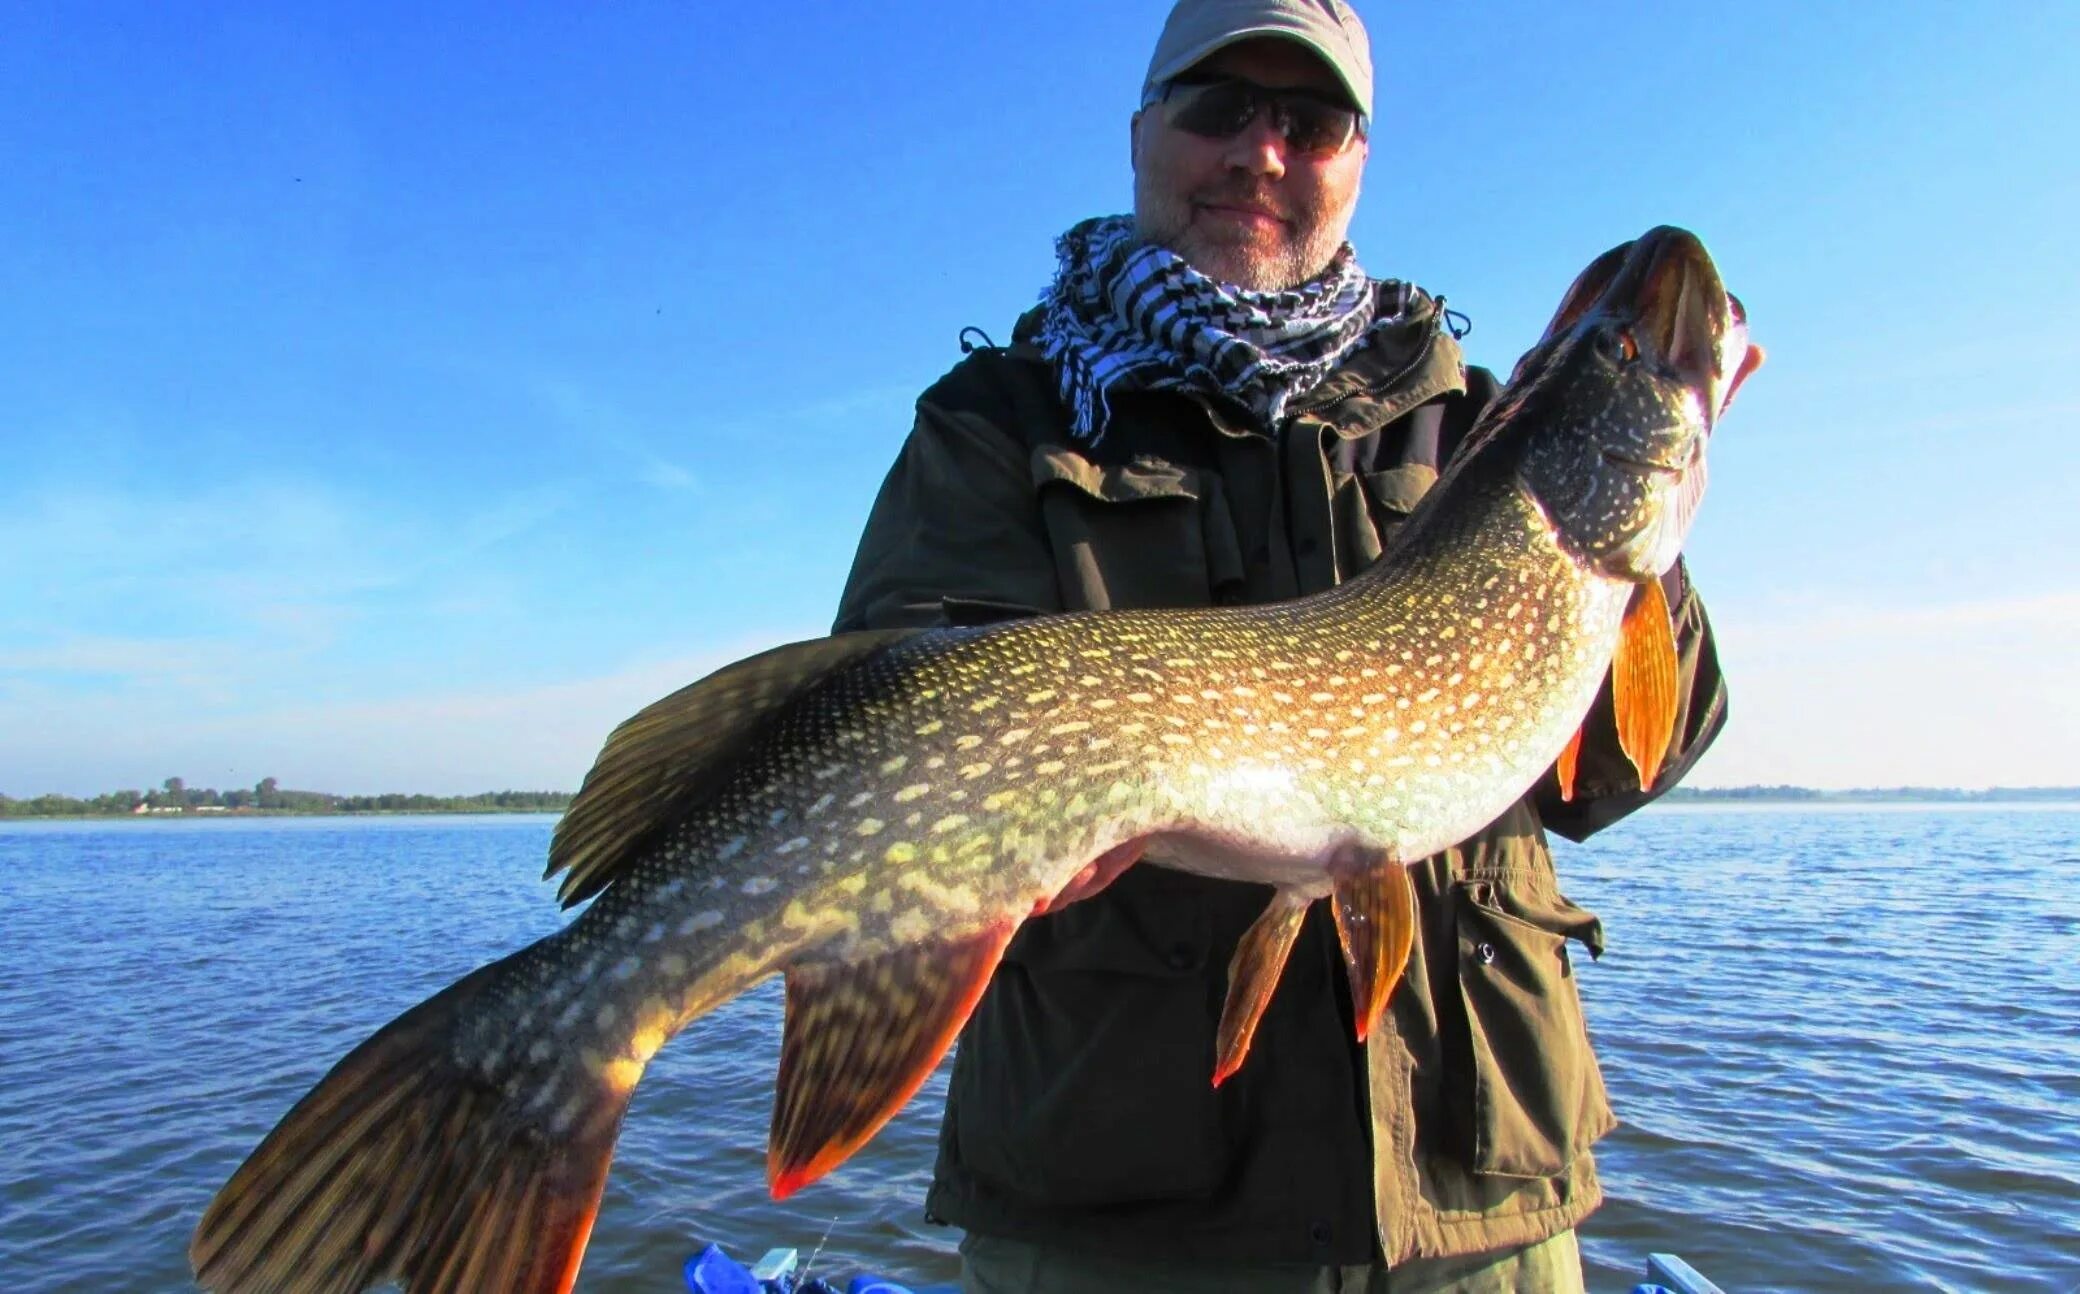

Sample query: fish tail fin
[190,944,635,1294]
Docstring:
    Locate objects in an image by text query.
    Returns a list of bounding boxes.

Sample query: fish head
[1507,226,1762,582]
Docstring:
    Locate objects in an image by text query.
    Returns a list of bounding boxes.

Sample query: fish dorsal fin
[547,629,918,907]
[1331,860,1417,1044]
[768,921,1017,1198]
[1612,577,1679,789]
[1213,888,1313,1087]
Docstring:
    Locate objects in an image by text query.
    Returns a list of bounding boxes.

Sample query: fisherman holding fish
[835,2,1727,1290]
[193,3,1759,1289]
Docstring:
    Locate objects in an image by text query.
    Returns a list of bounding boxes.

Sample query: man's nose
[1219,114,1288,179]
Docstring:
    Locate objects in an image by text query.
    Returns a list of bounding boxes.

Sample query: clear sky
[4,2,2075,796]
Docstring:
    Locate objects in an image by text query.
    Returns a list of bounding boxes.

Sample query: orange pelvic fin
[1330,859,1417,1044]
[1555,724,1585,802]
[1212,888,1313,1087]
[189,949,630,1294]
[1613,576,1680,790]
[768,920,1016,1199]
[1041,837,1147,915]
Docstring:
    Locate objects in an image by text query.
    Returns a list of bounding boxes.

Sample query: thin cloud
[1691,589,2080,789]
[0,629,822,797]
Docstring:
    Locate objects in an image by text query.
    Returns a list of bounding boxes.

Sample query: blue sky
[4,2,2075,795]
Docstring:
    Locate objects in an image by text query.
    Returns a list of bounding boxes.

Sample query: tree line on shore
[4,778,2074,820]
[0,777,572,818]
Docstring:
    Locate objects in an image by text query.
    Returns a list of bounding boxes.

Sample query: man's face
[1131,37,1368,291]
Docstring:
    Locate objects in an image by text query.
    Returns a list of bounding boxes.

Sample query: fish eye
[1595,328,1640,365]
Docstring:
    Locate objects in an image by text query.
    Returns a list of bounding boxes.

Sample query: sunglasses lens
[1163,80,1359,156]
[1166,81,1260,139]
[1281,101,1358,156]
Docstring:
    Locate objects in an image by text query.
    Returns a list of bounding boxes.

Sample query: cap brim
[1147,25,1367,114]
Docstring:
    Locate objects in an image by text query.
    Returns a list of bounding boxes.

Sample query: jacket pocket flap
[1033,446,1202,504]
[1450,879,1617,1178]
[1362,464,1439,515]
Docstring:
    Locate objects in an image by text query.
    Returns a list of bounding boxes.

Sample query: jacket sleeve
[1533,556,1728,841]
[832,364,1064,633]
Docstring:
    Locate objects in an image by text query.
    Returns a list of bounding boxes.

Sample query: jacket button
[1475,941,1497,965]
[1296,536,1319,558]
[1167,943,1196,970]
[1309,1221,1333,1245]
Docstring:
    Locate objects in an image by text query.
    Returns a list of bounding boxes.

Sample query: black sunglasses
[1150,75,1368,158]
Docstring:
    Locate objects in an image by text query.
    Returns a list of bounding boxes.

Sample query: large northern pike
[192,227,1759,1293]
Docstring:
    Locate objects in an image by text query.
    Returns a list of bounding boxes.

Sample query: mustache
[1193,184,1301,223]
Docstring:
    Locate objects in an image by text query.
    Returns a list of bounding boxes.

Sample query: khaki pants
[958,1229,1585,1294]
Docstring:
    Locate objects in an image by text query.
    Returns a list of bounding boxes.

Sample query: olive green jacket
[832,287,1726,1266]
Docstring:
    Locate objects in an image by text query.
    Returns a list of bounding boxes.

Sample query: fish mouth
[1546,227,1761,429]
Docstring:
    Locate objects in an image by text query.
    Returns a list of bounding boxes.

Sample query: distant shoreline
[0,807,568,823]
[5,785,2077,822]
[1659,787,2080,805]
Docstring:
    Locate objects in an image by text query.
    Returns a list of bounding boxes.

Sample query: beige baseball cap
[1143,0,1373,118]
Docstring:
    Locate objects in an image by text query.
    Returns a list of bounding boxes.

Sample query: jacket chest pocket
[1030,447,1244,611]
[1358,463,1437,555]
[1448,875,1616,1178]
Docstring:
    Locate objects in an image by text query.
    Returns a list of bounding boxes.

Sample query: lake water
[1,807,2075,1292]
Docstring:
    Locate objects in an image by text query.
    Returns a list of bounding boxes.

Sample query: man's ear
[1128,109,1144,175]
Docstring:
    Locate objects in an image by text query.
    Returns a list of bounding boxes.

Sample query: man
[835,2,1724,1290]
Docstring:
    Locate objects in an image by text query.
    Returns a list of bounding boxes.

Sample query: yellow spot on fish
[1026,688,1057,704]
[1037,760,1066,775]
[857,818,885,835]
[915,719,944,736]
[895,783,932,802]
[880,755,908,775]
[932,814,969,833]
[1050,721,1090,735]
[886,842,918,864]
[999,727,1032,745]
[970,696,1000,712]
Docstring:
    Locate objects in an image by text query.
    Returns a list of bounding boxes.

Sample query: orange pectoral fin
[1212,889,1312,1088]
[1613,576,1680,789]
[1555,724,1584,802]
[768,921,1016,1199]
[1330,860,1417,1045]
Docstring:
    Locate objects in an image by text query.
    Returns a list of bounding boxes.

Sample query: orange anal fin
[1613,576,1680,790]
[1212,889,1313,1088]
[1330,860,1416,1044]
[768,920,1016,1199]
[1041,837,1147,915]
[1555,724,1584,802]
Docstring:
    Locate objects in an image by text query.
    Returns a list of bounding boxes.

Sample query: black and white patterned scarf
[1035,214,1411,443]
